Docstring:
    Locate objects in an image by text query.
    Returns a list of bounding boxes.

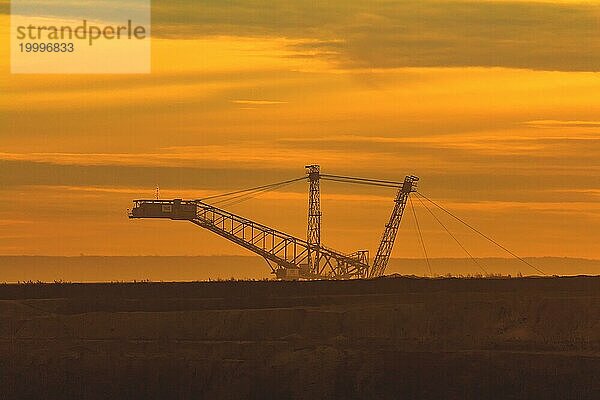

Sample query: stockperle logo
[11,0,150,73]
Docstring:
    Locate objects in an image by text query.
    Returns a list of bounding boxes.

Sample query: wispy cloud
[278,130,600,157]
[144,0,600,72]
[3,1,600,73]
[0,219,33,226]
[432,200,600,213]
[523,120,600,128]
[232,99,287,105]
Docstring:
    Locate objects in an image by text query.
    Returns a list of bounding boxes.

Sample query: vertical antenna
[156,185,160,200]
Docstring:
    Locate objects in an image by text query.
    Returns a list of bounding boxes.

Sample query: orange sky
[1,0,599,266]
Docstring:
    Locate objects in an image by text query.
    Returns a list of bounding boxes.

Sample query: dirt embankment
[0,277,599,399]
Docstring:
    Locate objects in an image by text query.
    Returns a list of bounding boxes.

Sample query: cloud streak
[524,120,600,128]
[146,0,600,72]
[232,99,287,105]
[7,0,596,71]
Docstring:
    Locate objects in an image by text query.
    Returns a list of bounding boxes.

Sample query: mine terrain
[1,276,599,399]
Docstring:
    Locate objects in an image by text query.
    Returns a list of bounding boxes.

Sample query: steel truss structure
[129,166,418,280]
[306,165,322,275]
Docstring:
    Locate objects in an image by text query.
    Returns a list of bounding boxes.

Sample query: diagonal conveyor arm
[129,199,370,279]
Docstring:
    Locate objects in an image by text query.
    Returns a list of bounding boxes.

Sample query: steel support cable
[320,174,404,186]
[197,176,307,202]
[414,194,488,275]
[409,197,433,277]
[321,176,400,188]
[415,192,546,276]
[211,188,274,207]
[209,183,289,206]
[212,188,291,208]
[204,176,306,202]
[214,179,303,207]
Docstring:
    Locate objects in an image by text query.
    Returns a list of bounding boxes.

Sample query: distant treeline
[0,256,598,283]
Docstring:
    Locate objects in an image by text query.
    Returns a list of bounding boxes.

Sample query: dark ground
[0,276,599,399]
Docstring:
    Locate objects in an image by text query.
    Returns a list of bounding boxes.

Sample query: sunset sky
[1,0,599,270]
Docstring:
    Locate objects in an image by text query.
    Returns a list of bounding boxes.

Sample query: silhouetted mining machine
[129,165,418,280]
